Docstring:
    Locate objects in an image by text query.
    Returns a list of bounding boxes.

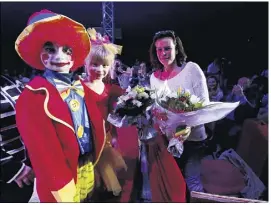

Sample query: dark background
[1,1,268,82]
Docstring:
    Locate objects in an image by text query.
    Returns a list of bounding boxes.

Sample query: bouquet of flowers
[157,87,205,113]
[107,85,158,141]
[153,85,240,157]
[113,85,154,118]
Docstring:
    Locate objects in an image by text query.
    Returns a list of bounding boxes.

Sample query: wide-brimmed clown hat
[15,9,91,71]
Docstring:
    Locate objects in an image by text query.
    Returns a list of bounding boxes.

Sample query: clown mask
[40,41,74,73]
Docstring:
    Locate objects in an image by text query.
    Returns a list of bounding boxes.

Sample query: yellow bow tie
[54,79,85,100]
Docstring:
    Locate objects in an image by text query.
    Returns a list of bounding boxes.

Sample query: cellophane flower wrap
[107,85,158,141]
[153,85,240,157]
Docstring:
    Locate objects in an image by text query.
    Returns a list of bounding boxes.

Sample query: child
[15,10,105,202]
[82,28,136,199]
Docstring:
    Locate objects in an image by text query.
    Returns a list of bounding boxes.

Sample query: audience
[207,75,224,101]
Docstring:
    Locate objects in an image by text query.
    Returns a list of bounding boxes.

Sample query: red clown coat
[15,76,106,202]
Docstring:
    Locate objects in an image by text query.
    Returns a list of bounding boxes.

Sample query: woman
[207,75,224,101]
[82,29,138,201]
[128,33,187,202]
[149,30,209,193]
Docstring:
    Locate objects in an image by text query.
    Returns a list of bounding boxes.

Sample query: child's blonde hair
[84,44,116,84]
[85,44,115,69]
[84,28,122,83]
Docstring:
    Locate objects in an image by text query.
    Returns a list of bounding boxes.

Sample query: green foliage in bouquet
[157,87,204,113]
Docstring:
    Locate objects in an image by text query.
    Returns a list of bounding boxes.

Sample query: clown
[15,10,106,202]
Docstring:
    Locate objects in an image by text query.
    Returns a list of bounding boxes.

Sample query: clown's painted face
[40,41,74,73]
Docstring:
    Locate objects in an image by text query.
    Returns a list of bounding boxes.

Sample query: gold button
[77,125,84,138]
[69,99,80,112]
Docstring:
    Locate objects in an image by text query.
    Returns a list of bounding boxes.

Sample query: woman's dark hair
[149,30,187,71]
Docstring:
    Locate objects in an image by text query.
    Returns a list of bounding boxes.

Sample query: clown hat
[15,9,91,71]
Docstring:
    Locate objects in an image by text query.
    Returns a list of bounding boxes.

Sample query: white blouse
[150,61,209,142]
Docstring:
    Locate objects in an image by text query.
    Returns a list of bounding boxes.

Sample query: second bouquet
[153,85,239,157]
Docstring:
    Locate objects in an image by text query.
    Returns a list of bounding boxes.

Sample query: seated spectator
[214,77,255,151]
[207,75,224,101]
[237,77,251,91]
[138,61,150,87]
[118,67,132,89]
[248,76,268,121]
[260,69,268,78]
[111,60,131,89]
[129,66,139,88]
[251,74,259,82]
[234,84,261,125]
[253,75,268,123]
[225,77,251,120]
[18,74,30,85]
[251,76,268,96]
[257,92,268,123]
[207,58,221,75]
[11,70,19,81]
[3,69,9,76]
[206,58,228,91]
[0,74,35,202]
[257,110,268,123]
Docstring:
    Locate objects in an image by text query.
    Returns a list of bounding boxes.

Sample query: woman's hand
[174,126,191,142]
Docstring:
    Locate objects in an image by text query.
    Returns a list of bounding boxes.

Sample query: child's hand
[111,138,118,149]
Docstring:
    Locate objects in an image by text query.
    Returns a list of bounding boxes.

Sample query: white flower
[129,91,137,98]
[119,91,136,102]
[182,89,190,96]
[132,100,143,107]
[144,87,151,91]
[150,93,156,99]
[126,86,132,92]
[190,94,201,104]
[160,96,168,102]
[119,95,129,102]
[117,99,124,105]
[157,85,171,98]
[202,101,208,107]
[138,92,149,99]
[118,95,125,101]
[168,92,178,99]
